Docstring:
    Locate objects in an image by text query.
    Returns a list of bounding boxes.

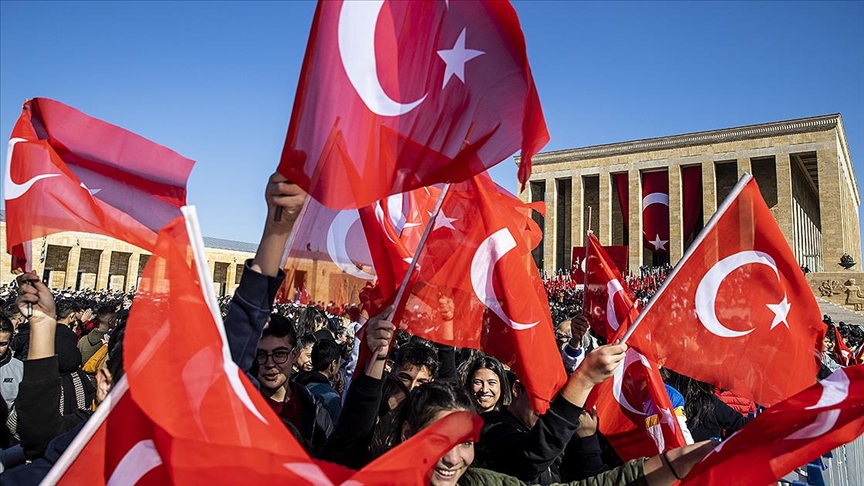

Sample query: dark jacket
[224,260,334,455]
[319,373,384,469]
[297,371,342,426]
[457,458,647,486]
[477,395,606,485]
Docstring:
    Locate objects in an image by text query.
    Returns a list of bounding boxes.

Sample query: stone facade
[0,212,254,297]
[518,114,861,309]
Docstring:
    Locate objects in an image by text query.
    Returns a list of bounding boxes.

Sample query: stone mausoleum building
[519,114,863,313]
[0,210,255,297]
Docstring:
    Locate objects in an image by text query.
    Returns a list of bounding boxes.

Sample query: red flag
[590,348,689,461]
[682,365,864,486]
[582,234,687,459]
[642,170,669,253]
[49,210,338,484]
[276,198,378,305]
[833,326,853,366]
[583,232,640,342]
[4,98,194,271]
[628,174,825,406]
[402,173,565,413]
[278,0,549,209]
[681,165,703,240]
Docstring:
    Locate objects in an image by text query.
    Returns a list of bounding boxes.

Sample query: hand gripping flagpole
[619,173,753,344]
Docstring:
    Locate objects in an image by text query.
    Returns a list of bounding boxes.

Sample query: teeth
[436,469,456,478]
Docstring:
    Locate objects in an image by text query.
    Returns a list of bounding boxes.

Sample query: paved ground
[817,297,864,325]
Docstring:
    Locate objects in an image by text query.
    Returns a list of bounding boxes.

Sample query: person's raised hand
[264,172,307,231]
[575,407,599,438]
[15,272,56,326]
[365,306,396,360]
[570,314,590,345]
[560,342,627,407]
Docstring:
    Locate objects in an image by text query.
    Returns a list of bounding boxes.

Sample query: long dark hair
[663,369,715,430]
[463,355,511,411]
[373,381,475,457]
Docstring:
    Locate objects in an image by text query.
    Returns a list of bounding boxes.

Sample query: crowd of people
[0,174,862,485]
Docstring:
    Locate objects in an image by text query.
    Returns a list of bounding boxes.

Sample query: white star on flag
[649,234,668,251]
[767,294,792,330]
[437,28,484,89]
[429,210,458,231]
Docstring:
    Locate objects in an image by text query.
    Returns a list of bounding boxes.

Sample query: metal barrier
[781,434,864,486]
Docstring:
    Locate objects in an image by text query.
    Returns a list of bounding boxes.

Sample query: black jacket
[224,260,334,455]
[688,394,746,441]
[477,395,606,485]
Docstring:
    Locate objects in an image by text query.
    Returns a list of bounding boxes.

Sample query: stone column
[226,261,238,296]
[126,253,141,292]
[774,153,795,249]
[627,168,643,272]
[737,157,752,178]
[95,250,111,290]
[571,175,584,249]
[64,246,81,290]
[702,161,717,225]
[817,147,843,270]
[543,177,557,276]
[668,164,684,263]
[599,170,612,246]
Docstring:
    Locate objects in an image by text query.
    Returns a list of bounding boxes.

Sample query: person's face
[396,363,432,391]
[429,410,474,486]
[823,336,835,353]
[293,344,313,372]
[0,331,10,356]
[471,368,501,412]
[256,336,294,392]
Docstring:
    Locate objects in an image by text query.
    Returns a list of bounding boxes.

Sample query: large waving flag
[47,208,311,484]
[4,97,194,271]
[682,365,864,486]
[627,174,825,407]
[400,173,565,413]
[278,0,549,209]
[582,233,688,459]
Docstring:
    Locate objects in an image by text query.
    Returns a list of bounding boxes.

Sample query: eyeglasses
[256,349,291,365]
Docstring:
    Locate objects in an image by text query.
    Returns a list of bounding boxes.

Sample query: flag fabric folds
[278,0,548,209]
[582,233,688,459]
[628,174,825,407]
[275,197,378,305]
[4,97,194,271]
[682,365,864,486]
[400,173,564,413]
[583,232,639,342]
[833,326,853,366]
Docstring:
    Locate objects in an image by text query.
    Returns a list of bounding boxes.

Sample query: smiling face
[256,336,294,393]
[429,410,474,486]
[470,367,501,413]
[293,343,313,372]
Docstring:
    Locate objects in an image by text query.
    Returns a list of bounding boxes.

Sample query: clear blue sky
[2,1,862,254]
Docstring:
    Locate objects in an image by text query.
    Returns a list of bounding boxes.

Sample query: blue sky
[1,1,862,252]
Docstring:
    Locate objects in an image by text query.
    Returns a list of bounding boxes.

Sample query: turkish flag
[356,185,441,310]
[401,172,565,413]
[628,175,825,407]
[583,232,640,342]
[682,365,864,486]
[642,170,669,253]
[833,326,853,366]
[278,0,549,209]
[4,98,194,271]
[275,197,378,305]
[590,348,689,461]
